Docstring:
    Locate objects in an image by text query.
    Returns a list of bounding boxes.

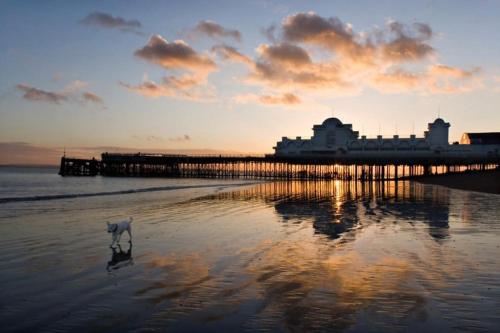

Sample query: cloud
[413,22,433,39]
[426,65,482,94]
[141,135,192,143]
[80,12,142,33]
[256,43,311,68]
[63,80,88,93]
[120,79,177,98]
[190,20,241,41]
[0,142,245,166]
[134,35,216,72]
[372,65,482,94]
[145,135,163,142]
[123,13,481,103]
[16,81,106,106]
[226,12,480,96]
[492,75,500,92]
[212,44,253,65]
[169,134,191,142]
[82,91,104,104]
[261,24,277,43]
[16,84,67,104]
[260,93,301,105]
[247,45,352,91]
[125,35,217,101]
[234,92,301,105]
[381,21,434,62]
[120,74,214,101]
[281,12,374,64]
[427,64,479,79]
[0,142,62,165]
[281,12,434,64]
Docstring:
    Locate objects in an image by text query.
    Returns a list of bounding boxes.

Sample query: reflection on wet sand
[217,181,451,241]
[132,180,496,332]
[242,243,427,331]
[107,243,133,272]
[136,251,212,305]
[2,180,497,332]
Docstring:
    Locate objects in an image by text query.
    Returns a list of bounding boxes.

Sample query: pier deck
[59,153,499,180]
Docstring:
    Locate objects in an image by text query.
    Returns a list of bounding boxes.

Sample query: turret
[425,118,450,147]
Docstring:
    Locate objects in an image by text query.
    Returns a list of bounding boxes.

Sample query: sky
[1,0,499,164]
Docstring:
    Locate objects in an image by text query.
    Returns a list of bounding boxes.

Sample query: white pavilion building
[273,117,499,161]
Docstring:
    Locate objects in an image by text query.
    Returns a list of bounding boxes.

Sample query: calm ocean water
[0,166,499,332]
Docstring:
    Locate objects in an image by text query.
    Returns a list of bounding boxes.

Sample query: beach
[415,170,500,194]
[1,166,500,332]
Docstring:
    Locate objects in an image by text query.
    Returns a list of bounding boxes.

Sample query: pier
[59,152,499,180]
[59,157,100,176]
[59,117,500,180]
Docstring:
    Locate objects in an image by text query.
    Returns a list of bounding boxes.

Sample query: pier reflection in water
[221,181,450,241]
[132,181,498,332]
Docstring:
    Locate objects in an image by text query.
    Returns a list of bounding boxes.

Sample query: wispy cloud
[168,134,191,142]
[0,142,62,165]
[259,93,301,105]
[16,84,67,104]
[80,11,142,34]
[373,65,482,94]
[261,23,277,43]
[133,134,191,143]
[0,142,245,165]
[82,91,104,104]
[234,92,301,106]
[212,44,253,65]
[16,81,105,106]
[120,74,215,101]
[189,20,241,41]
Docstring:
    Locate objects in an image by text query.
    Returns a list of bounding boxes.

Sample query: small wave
[0,182,258,204]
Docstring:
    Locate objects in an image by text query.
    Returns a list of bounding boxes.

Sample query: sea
[0,165,499,332]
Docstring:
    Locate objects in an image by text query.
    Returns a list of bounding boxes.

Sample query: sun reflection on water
[127,180,500,331]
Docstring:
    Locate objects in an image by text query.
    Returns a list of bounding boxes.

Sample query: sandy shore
[415,170,500,194]
[2,177,500,332]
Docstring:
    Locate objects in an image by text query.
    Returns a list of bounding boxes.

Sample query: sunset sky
[1,0,499,164]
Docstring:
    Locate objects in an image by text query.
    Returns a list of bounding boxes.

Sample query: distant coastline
[415,170,500,194]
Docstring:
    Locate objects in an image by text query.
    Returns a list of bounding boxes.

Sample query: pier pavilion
[274,117,498,162]
[59,117,499,180]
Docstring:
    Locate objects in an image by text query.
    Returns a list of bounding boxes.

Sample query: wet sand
[415,170,500,194]
[1,180,500,332]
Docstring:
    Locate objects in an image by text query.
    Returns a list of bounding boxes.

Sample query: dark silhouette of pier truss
[59,153,499,180]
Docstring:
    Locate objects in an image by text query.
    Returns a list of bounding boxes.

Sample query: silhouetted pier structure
[58,153,499,180]
[59,157,100,176]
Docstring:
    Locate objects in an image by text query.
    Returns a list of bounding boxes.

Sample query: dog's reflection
[107,243,133,272]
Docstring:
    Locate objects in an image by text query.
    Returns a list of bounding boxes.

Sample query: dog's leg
[127,227,132,242]
[111,234,116,247]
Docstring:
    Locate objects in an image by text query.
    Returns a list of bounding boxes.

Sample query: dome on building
[322,117,343,127]
[433,118,446,125]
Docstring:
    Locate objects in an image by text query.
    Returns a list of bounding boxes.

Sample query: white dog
[107,217,133,246]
